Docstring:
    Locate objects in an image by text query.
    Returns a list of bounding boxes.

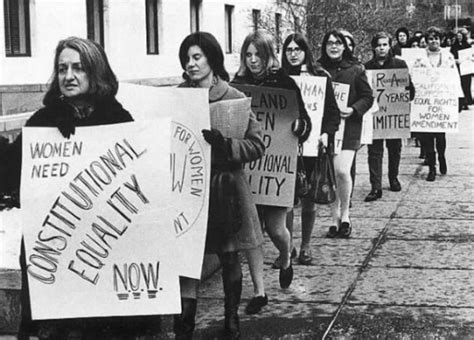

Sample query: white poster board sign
[117,84,210,280]
[459,47,474,76]
[332,82,350,153]
[210,98,251,139]
[21,120,181,320]
[411,68,459,133]
[401,48,426,72]
[367,69,411,139]
[291,76,327,156]
[233,84,299,208]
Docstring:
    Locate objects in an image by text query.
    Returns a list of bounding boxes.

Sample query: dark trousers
[461,74,473,105]
[367,139,402,190]
[420,132,446,156]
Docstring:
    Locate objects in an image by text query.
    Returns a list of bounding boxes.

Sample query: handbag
[208,170,241,236]
[309,145,336,204]
[294,144,310,198]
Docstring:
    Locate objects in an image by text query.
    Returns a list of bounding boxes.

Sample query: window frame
[4,0,31,57]
[86,0,104,46]
[145,0,160,54]
[224,4,234,54]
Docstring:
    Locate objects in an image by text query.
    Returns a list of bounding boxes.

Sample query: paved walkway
[157,107,474,339]
[1,109,473,340]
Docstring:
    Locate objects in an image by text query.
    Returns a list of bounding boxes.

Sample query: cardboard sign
[459,47,474,76]
[401,48,426,72]
[117,84,211,280]
[410,68,459,133]
[21,120,181,320]
[332,82,350,153]
[360,108,374,145]
[291,76,327,156]
[233,84,299,208]
[367,69,411,139]
[210,98,251,139]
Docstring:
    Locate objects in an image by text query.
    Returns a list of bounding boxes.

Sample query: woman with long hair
[318,30,374,238]
[230,30,311,314]
[176,31,265,339]
[281,33,340,265]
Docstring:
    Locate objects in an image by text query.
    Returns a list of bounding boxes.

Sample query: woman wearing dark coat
[450,29,473,110]
[229,30,311,316]
[5,37,165,340]
[281,32,340,266]
[175,31,265,340]
[318,30,374,238]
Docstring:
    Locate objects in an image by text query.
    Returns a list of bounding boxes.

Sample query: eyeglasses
[327,40,343,47]
[285,47,302,55]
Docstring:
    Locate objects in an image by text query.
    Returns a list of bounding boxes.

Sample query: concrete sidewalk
[1,108,473,339]
[160,107,474,339]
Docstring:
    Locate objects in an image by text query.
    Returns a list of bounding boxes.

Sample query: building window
[225,5,234,53]
[275,13,281,53]
[146,0,160,54]
[190,0,202,33]
[252,9,260,31]
[4,0,31,57]
[86,0,104,46]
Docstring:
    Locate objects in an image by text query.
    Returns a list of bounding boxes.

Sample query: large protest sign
[332,82,350,153]
[232,84,299,207]
[291,76,327,156]
[459,47,474,76]
[401,49,426,72]
[117,83,210,280]
[360,108,374,145]
[21,120,181,319]
[411,68,459,132]
[367,69,411,139]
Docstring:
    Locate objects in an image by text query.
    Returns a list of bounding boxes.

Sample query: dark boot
[221,253,242,340]
[426,152,436,182]
[438,154,447,175]
[173,298,197,340]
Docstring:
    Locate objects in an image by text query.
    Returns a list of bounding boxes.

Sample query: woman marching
[450,29,473,111]
[230,29,311,314]
[281,33,340,265]
[318,30,374,238]
[5,37,161,340]
[176,32,265,339]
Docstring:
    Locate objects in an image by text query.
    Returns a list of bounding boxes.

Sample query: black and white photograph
[0,0,473,339]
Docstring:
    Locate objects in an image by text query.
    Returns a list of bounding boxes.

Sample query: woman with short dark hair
[450,29,473,110]
[177,31,265,339]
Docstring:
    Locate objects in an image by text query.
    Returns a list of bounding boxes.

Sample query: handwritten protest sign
[367,69,411,139]
[210,98,251,139]
[233,84,298,207]
[401,48,426,72]
[360,108,374,145]
[291,76,327,156]
[411,68,459,133]
[332,82,350,153]
[459,47,474,76]
[117,83,210,280]
[21,120,181,319]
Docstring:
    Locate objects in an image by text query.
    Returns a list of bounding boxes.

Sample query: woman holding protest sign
[230,29,311,313]
[318,30,374,238]
[450,29,473,110]
[281,33,340,265]
[4,37,161,340]
[412,26,459,181]
[176,31,265,339]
